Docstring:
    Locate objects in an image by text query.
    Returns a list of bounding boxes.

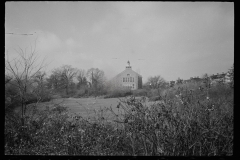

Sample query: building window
[123,78,124,82]
[133,77,134,82]
[130,77,132,82]
[133,84,134,89]
[127,74,130,76]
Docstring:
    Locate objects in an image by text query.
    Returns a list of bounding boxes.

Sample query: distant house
[109,61,142,90]
[210,72,229,84]
[178,72,231,86]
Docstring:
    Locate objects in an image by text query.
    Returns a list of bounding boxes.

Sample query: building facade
[110,61,142,90]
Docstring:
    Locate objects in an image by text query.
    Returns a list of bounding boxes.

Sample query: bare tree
[61,65,78,95]
[46,68,63,91]
[49,65,78,95]
[77,69,88,88]
[5,41,46,126]
[32,71,47,98]
[86,68,105,96]
[5,74,12,84]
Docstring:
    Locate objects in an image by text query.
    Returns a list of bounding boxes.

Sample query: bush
[132,89,148,97]
[105,88,132,98]
[25,95,51,105]
[5,84,52,116]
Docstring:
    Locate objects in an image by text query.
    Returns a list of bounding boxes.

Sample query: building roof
[111,61,142,80]
[113,67,142,79]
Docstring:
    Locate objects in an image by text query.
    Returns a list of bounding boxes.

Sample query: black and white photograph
[5,2,233,156]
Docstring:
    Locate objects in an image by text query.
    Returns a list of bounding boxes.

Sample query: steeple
[126,60,132,69]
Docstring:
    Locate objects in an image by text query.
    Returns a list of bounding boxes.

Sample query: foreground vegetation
[5,80,233,155]
[5,38,234,156]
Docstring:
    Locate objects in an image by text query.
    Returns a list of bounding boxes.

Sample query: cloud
[90,13,116,35]
[65,37,79,49]
[36,31,62,52]
[115,2,156,20]
[48,51,94,70]
[91,20,107,34]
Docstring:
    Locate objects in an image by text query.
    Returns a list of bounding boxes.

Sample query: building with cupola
[109,61,142,90]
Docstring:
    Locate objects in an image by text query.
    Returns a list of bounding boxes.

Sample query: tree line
[46,65,107,97]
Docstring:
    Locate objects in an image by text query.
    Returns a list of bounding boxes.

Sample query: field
[40,97,120,114]
[32,97,161,122]
[5,82,233,156]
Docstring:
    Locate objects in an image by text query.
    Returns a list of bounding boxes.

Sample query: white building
[109,61,142,90]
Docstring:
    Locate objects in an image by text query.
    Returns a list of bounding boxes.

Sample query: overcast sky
[5,2,234,83]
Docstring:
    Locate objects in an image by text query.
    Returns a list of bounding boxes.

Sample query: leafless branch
[5,40,47,126]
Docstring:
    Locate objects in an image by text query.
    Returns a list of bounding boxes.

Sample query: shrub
[105,88,132,98]
[132,89,148,97]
